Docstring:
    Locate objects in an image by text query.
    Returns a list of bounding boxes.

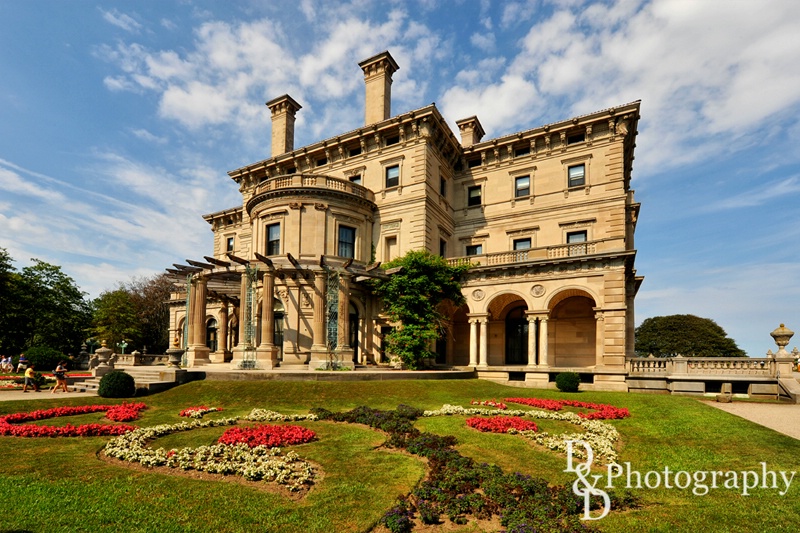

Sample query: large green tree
[635,314,746,358]
[91,274,173,354]
[372,250,470,369]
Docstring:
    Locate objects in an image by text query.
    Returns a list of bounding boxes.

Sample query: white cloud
[131,128,167,144]
[470,31,495,52]
[706,176,800,211]
[100,8,142,33]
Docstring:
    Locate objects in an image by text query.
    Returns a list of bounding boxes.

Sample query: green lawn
[1,380,798,532]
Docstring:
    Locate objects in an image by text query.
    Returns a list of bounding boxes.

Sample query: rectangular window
[466,244,483,256]
[266,223,280,255]
[515,176,530,197]
[287,166,297,174]
[514,146,530,158]
[385,236,397,260]
[385,165,400,188]
[513,238,531,250]
[439,238,446,257]
[567,133,585,145]
[467,158,481,168]
[316,157,328,166]
[440,177,446,196]
[385,135,400,146]
[338,225,356,258]
[226,237,234,252]
[567,230,587,243]
[467,185,481,206]
[349,174,362,185]
[349,146,362,157]
[568,164,585,188]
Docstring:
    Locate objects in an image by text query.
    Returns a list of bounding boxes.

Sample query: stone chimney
[266,94,302,158]
[358,51,399,126]
[455,116,485,146]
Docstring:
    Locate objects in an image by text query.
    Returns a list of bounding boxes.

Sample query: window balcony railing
[446,238,620,268]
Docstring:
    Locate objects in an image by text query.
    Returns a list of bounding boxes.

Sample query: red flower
[0,403,146,438]
[466,416,538,433]
[504,398,630,420]
[217,424,317,448]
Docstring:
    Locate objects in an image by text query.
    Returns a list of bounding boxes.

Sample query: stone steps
[70,366,182,394]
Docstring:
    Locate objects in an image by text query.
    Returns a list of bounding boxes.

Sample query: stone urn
[95,340,113,367]
[166,338,184,369]
[770,324,794,357]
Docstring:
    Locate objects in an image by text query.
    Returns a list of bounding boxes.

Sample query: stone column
[309,270,328,368]
[594,310,606,367]
[257,270,278,368]
[539,316,549,367]
[468,318,478,367]
[237,273,248,348]
[337,273,351,351]
[186,276,211,366]
[478,318,488,369]
[210,300,228,363]
[526,314,538,368]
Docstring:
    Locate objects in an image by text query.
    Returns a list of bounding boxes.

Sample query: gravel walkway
[706,400,800,441]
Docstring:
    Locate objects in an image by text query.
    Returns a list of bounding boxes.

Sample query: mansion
[168,51,642,392]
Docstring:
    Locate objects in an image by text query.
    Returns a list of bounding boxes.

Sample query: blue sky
[1,0,799,357]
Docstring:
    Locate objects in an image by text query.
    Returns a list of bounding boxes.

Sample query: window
[226,237,234,252]
[287,167,297,174]
[338,225,356,258]
[568,164,585,188]
[349,146,362,157]
[316,157,328,166]
[385,236,397,260]
[514,146,530,158]
[385,165,399,188]
[567,230,587,243]
[467,158,481,168]
[567,133,585,145]
[349,174,362,185]
[440,177,446,196]
[466,244,483,256]
[385,135,399,146]
[515,176,530,198]
[467,185,481,206]
[266,223,280,255]
[439,238,447,257]
[513,238,531,250]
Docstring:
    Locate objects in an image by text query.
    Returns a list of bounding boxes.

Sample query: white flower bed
[244,409,319,422]
[424,404,621,464]
[104,414,315,490]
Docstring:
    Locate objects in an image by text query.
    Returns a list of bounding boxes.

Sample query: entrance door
[349,304,359,364]
[505,307,528,365]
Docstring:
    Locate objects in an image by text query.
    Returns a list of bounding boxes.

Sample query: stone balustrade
[628,356,774,377]
[446,238,625,268]
[254,174,375,201]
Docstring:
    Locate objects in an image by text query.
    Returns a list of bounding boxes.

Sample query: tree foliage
[92,274,173,353]
[372,250,470,369]
[635,314,746,358]
[0,248,92,356]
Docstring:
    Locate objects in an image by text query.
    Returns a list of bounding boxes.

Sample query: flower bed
[218,424,317,448]
[0,403,146,437]
[504,397,631,420]
[103,414,316,491]
[466,416,537,433]
[469,399,507,410]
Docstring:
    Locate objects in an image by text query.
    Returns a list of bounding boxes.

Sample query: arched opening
[505,306,528,365]
[206,318,218,352]
[550,296,595,367]
[451,304,470,365]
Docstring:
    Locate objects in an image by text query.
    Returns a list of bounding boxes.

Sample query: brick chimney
[358,51,399,126]
[266,94,302,157]
[455,116,485,146]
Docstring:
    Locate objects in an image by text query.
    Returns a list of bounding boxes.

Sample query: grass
[1,379,799,532]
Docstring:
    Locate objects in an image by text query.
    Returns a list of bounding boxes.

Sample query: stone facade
[168,51,642,390]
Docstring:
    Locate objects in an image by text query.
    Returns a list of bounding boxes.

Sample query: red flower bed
[466,416,538,433]
[470,399,507,410]
[217,424,317,448]
[0,403,146,438]
[504,398,630,420]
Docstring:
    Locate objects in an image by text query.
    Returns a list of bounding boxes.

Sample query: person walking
[16,353,29,373]
[22,364,40,392]
[52,361,69,393]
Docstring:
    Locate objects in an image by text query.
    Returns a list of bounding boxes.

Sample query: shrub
[98,370,136,398]
[555,372,580,393]
[22,346,64,372]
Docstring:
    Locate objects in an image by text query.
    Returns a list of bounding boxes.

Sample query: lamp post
[117,340,129,354]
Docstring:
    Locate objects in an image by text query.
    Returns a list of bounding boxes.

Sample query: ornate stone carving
[471,289,485,301]
[277,289,290,303]
[531,284,545,298]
